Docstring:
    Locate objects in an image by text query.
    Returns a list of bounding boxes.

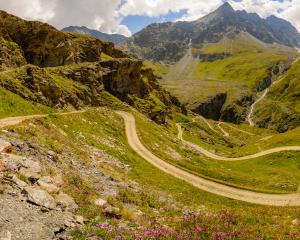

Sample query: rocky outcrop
[101,59,150,99]
[0,10,127,68]
[192,93,227,120]
[0,10,184,125]
[198,53,231,62]
[256,61,290,91]
[0,38,26,69]
[221,94,253,123]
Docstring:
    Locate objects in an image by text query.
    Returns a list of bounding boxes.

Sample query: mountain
[0,10,183,124]
[1,6,300,240]
[131,3,300,131]
[62,26,127,44]
[125,2,300,62]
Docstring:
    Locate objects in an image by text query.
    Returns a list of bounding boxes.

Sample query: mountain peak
[217,2,235,13]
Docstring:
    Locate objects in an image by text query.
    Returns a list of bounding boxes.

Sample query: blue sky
[121,9,187,34]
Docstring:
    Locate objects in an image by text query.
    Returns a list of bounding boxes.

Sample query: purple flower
[95,222,110,229]
[195,226,204,233]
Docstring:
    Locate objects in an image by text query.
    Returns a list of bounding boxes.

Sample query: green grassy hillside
[2,102,299,239]
[254,59,300,131]
[158,32,299,126]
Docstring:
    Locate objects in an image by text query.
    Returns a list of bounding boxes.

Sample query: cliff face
[0,10,183,124]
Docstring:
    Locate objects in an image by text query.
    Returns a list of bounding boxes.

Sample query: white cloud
[0,0,299,36]
[0,0,131,36]
[0,0,55,22]
[281,0,300,31]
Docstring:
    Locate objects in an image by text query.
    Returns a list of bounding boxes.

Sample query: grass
[0,86,53,118]
[143,60,170,77]
[1,83,300,238]
[160,33,296,109]
[134,111,300,194]
[253,59,300,131]
[5,105,300,239]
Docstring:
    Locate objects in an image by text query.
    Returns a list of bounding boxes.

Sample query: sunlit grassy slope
[135,110,300,194]
[254,59,300,131]
[0,86,53,118]
[158,32,298,109]
[0,79,299,238]
[6,102,300,239]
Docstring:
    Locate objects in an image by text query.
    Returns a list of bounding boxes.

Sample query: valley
[0,2,300,240]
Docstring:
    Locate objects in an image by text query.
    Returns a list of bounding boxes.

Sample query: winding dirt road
[0,111,85,128]
[1,110,300,205]
[217,122,229,137]
[118,111,300,206]
[221,122,255,136]
[176,124,300,161]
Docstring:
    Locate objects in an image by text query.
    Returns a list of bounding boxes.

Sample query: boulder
[1,154,24,172]
[37,178,60,193]
[12,175,27,188]
[23,186,56,209]
[0,139,13,153]
[55,192,78,212]
[75,215,84,225]
[19,159,41,182]
[94,198,107,207]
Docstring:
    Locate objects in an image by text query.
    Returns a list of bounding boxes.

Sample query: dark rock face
[125,2,300,62]
[221,95,253,123]
[256,61,290,91]
[100,59,150,99]
[192,93,227,120]
[62,26,127,44]
[198,53,231,62]
[266,15,300,48]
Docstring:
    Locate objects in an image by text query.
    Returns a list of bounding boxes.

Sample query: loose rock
[94,198,107,207]
[292,219,300,225]
[37,178,60,193]
[55,192,78,212]
[23,186,56,209]
[0,139,13,154]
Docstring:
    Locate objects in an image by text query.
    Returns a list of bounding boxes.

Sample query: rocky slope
[253,59,300,132]
[124,2,300,62]
[62,26,127,44]
[0,10,183,124]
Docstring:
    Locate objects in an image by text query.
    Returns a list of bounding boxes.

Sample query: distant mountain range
[124,2,300,62]
[61,26,127,44]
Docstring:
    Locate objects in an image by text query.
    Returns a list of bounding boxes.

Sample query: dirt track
[118,111,300,206]
[1,110,300,206]
[176,124,300,161]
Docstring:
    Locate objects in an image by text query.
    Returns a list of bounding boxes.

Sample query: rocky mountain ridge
[62,26,127,44]
[125,2,300,62]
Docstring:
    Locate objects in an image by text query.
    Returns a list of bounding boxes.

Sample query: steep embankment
[251,58,300,131]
